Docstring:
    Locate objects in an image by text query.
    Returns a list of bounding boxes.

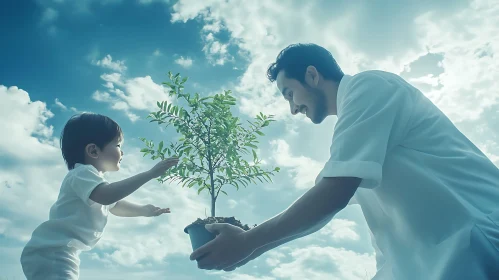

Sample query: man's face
[276,69,328,124]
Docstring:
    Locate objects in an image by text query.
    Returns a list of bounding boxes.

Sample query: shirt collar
[336,74,353,114]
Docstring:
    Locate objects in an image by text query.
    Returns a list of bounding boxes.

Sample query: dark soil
[189,216,256,231]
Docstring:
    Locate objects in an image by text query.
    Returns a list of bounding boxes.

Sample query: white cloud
[169,0,478,122]
[174,56,194,68]
[221,273,276,280]
[54,97,67,110]
[92,73,173,122]
[269,246,376,280]
[0,85,67,242]
[93,54,127,73]
[170,0,218,23]
[101,73,123,85]
[269,139,323,189]
[92,90,113,102]
[202,33,232,66]
[121,76,171,110]
[412,0,499,123]
[408,74,441,88]
[0,85,59,162]
[319,219,360,242]
[202,21,223,33]
[265,251,286,267]
[54,98,78,112]
[169,0,365,119]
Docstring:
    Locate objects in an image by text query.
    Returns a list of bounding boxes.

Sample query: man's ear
[305,65,320,87]
[85,143,100,159]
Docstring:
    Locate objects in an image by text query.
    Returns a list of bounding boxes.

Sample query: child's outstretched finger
[154,208,170,216]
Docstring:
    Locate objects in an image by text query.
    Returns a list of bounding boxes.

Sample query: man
[189,43,499,279]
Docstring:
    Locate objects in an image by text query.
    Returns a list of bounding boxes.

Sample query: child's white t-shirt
[24,163,116,251]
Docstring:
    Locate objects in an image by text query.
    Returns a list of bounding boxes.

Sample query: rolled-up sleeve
[320,72,413,189]
[71,165,108,205]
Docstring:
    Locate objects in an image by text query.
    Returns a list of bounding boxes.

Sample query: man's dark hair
[60,113,123,170]
[267,43,344,84]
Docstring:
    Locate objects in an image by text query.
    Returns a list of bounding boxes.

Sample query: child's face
[98,136,123,172]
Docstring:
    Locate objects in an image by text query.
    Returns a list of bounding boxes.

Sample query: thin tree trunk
[211,190,216,217]
[211,188,216,217]
[209,171,216,217]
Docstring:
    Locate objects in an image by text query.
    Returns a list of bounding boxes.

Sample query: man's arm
[89,171,154,205]
[246,177,360,253]
[190,176,360,269]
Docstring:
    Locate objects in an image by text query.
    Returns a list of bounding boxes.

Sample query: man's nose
[290,103,299,115]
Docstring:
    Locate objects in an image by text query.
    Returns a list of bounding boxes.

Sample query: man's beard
[309,88,328,124]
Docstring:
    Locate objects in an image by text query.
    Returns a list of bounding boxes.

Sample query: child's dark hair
[60,113,123,170]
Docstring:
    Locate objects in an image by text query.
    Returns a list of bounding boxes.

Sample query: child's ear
[85,143,100,159]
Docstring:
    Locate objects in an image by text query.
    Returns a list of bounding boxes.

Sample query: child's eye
[117,144,121,148]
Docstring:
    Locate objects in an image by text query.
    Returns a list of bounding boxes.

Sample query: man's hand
[147,157,179,178]
[189,177,359,271]
[189,223,256,270]
[141,204,170,217]
[220,252,258,271]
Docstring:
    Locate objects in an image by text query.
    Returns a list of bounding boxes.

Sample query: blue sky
[1,0,498,279]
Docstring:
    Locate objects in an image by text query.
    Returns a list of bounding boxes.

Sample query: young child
[20,112,179,279]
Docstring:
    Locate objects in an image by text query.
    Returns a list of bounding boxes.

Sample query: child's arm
[89,157,179,205]
[110,200,170,217]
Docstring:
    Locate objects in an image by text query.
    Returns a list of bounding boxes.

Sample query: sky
[1,0,498,279]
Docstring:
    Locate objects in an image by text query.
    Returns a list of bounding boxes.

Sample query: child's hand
[141,204,171,217]
[148,157,179,178]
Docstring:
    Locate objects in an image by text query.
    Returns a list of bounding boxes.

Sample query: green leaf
[246,143,258,149]
[197,185,206,195]
[158,141,164,152]
[187,180,197,188]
